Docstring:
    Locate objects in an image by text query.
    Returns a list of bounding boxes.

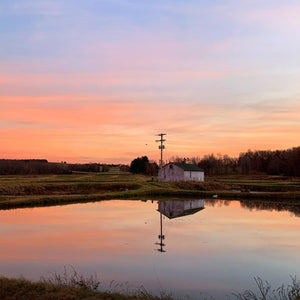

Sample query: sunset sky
[1,0,300,164]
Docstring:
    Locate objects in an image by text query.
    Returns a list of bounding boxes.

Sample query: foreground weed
[233,276,300,300]
[109,280,176,299]
[41,265,100,291]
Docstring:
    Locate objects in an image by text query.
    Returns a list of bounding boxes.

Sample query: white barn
[158,163,204,182]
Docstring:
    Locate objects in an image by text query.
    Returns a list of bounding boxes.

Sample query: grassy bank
[0,275,299,300]
[1,172,300,210]
[0,276,171,300]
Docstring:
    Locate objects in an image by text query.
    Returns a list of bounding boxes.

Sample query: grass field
[1,170,300,209]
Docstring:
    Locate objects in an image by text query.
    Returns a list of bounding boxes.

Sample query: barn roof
[171,163,204,172]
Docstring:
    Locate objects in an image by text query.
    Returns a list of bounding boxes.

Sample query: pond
[0,199,299,299]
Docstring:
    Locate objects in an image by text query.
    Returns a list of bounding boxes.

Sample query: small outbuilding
[158,162,204,182]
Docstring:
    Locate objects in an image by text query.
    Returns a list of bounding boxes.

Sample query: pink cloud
[0,68,229,98]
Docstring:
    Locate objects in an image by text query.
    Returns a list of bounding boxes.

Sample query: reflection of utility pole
[155,212,166,252]
[156,133,166,168]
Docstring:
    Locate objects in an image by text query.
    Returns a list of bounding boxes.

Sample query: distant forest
[173,146,300,177]
[1,146,300,176]
[0,159,115,175]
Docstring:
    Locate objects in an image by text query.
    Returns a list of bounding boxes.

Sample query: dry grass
[233,276,300,300]
[1,274,299,300]
[0,276,174,300]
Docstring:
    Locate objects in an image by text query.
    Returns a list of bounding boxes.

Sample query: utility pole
[156,133,166,168]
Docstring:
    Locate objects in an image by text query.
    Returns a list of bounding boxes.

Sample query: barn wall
[158,164,204,182]
[158,164,184,181]
[183,171,204,181]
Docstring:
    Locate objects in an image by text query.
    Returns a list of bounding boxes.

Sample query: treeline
[170,155,238,176]
[172,146,300,176]
[0,159,69,175]
[238,147,300,176]
[68,163,110,173]
[3,145,300,176]
[0,160,112,175]
[129,156,158,175]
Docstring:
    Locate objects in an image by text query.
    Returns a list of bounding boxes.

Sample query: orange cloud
[1,67,299,164]
[1,93,300,163]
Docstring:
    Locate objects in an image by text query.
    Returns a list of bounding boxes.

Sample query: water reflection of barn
[158,200,205,219]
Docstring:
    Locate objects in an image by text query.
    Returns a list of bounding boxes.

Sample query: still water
[0,199,299,299]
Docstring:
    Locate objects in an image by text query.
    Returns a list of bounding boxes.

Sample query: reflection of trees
[204,199,231,207]
[240,201,300,217]
[204,199,300,217]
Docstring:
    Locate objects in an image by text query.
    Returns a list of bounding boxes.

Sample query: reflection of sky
[1,1,300,163]
[0,200,299,299]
